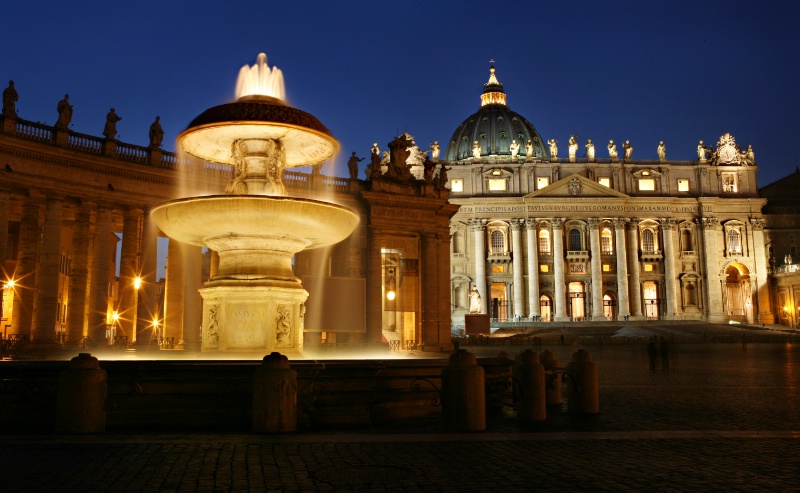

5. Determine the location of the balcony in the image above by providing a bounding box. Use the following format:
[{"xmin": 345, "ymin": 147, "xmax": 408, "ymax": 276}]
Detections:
[{"xmin": 566, "ymin": 250, "xmax": 589, "ymax": 261}]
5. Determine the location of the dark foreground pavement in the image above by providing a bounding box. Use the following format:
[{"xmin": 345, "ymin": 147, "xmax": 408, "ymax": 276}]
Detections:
[{"xmin": 1, "ymin": 341, "xmax": 799, "ymax": 491}]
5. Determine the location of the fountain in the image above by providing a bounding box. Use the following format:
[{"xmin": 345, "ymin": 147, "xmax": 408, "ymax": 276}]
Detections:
[{"xmin": 151, "ymin": 53, "xmax": 359, "ymax": 354}]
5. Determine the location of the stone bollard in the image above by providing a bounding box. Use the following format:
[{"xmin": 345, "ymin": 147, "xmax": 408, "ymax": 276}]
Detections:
[
  {"xmin": 539, "ymin": 350, "xmax": 563, "ymax": 406},
  {"xmin": 441, "ymin": 349, "xmax": 485, "ymax": 431},
  {"xmin": 514, "ymin": 350, "xmax": 546, "ymax": 426},
  {"xmin": 56, "ymin": 353, "xmax": 107, "ymax": 433},
  {"xmin": 252, "ymin": 352, "xmax": 297, "ymax": 433},
  {"xmin": 566, "ymin": 349, "xmax": 599, "ymax": 415}
]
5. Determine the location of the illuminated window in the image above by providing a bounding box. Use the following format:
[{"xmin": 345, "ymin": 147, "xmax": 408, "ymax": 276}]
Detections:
[
  {"xmin": 450, "ymin": 179, "xmax": 463, "ymax": 192},
  {"xmin": 540, "ymin": 264, "xmax": 550, "ymax": 273},
  {"xmin": 490, "ymin": 230, "xmax": 505, "ymax": 253},
  {"xmin": 727, "ymin": 229, "xmax": 742, "ymax": 254},
  {"xmin": 642, "ymin": 229, "xmax": 656, "ymax": 253},
  {"xmin": 488, "ymin": 178, "xmax": 506, "ymax": 191},
  {"xmin": 638, "ymin": 178, "xmax": 655, "ymax": 191},
  {"xmin": 644, "ymin": 263, "xmax": 654, "ymax": 272},
  {"xmin": 601, "ymin": 228, "xmax": 613, "ymax": 254},
  {"xmin": 538, "ymin": 229, "xmax": 551, "ymax": 254},
  {"xmin": 677, "ymin": 179, "xmax": 689, "ymax": 192},
  {"xmin": 603, "ymin": 264, "xmax": 612, "ymax": 272},
  {"xmin": 491, "ymin": 265, "xmax": 505, "ymax": 273},
  {"xmin": 598, "ymin": 177, "xmax": 611, "ymax": 187},
  {"xmin": 537, "ymin": 177, "xmax": 549, "ymax": 189},
  {"xmin": 721, "ymin": 173, "xmax": 737, "ymax": 192}
]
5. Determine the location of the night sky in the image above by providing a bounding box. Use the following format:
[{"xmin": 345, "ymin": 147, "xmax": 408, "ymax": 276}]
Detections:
[{"xmin": 3, "ymin": 1, "xmax": 799, "ymax": 188}]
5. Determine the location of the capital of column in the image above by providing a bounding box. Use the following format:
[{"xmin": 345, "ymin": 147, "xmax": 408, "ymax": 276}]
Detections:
[
  {"xmin": 123, "ymin": 207, "xmax": 144, "ymax": 220},
  {"xmin": 750, "ymin": 218, "xmax": 766, "ymax": 231},
  {"xmin": 612, "ymin": 217, "xmax": 628, "ymax": 229},
  {"xmin": 468, "ymin": 218, "xmax": 486, "ymax": 231},
  {"xmin": 525, "ymin": 218, "xmax": 538, "ymax": 228},
  {"xmin": 510, "ymin": 218, "xmax": 524, "ymax": 231},
  {"xmin": 698, "ymin": 216, "xmax": 719, "ymax": 230},
  {"xmin": 626, "ymin": 218, "xmax": 640, "ymax": 230},
  {"xmin": 550, "ymin": 218, "xmax": 565, "ymax": 230},
  {"xmin": 587, "ymin": 218, "xmax": 601, "ymax": 230},
  {"xmin": 659, "ymin": 217, "xmax": 678, "ymax": 230}
]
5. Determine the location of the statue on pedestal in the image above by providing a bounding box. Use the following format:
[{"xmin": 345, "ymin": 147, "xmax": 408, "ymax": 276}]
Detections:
[
  {"xmin": 623, "ymin": 140, "xmax": 633, "ymax": 162},
  {"xmin": 368, "ymin": 143, "xmax": 383, "ymax": 180},
  {"xmin": 55, "ymin": 94, "xmax": 73, "ymax": 130},
  {"xmin": 2, "ymin": 80, "xmax": 18, "ymax": 118},
  {"xmin": 697, "ymin": 140, "xmax": 709, "ymax": 162},
  {"xmin": 430, "ymin": 140, "xmax": 440, "ymax": 162},
  {"xmin": 468, "ymin": 287, "xmax": 481, "ymax": 314},
  {"xmin": 526, "ymin": 139, "xmax": 534, "ymax": 159},
  {"xmin": 568, "ymin": 136, "xmax": 578, "ymax": 161},
  {"xmin": 472, "ymin": 140, "xmax": 482, "ymax": 159},
  {"xmin": 149, "ymin": 116, "xmax": 164, "ymax": 148},
  {"xmin": 608, "ymin": 140, "xmax": 618, "ymax": 161},
  {"xmin": 103, "ymin": 108, "xmax": 122, "ymax": 140},
  {"xmin": 586, "ymin": 139, "xmax": 595, "ymax": 162},
  {"xmin": 347, "ymin": 151, "xmax": 364, "ymax": 180},
  {"xmin": 548, "ymin": 138, "xmax": 558, "ymax": 159},
  {"xmin": 510, "ymin": 139, "xmax": 520, "ymax": 159},
  {"xmin": 657, "ymin": 141, "xmax": 666, "ymax": 162}
]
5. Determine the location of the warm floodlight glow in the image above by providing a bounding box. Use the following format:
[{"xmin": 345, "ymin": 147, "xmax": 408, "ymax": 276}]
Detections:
[
  {"xmin": 112, "ymin": 311, "xmax": 120, "ymax": 321},
  {"xmin": 3, "ymin": 279, "xmax": 13, "ymax": 289},
  {"xmin": 235, "ymin": 52, "xmax": 286, "ymax": 101},
  {"xmin": 386, "ymin": 290, "xmax": 396, "ymax": 301},
  {"xmin": 134, "ymin": 277, "xmax": 142, "ymax": 289}
]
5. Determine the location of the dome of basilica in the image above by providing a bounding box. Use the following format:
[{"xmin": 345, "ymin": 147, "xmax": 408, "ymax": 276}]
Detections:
[{"xmin": 444, "ymin": 66, "xmax": 547, "ymax": 162}]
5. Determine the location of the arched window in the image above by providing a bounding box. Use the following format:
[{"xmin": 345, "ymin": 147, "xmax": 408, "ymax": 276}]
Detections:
[
  {"xmin": 727, "ymin": 229, "xmax": 741, "ymax": 254},
  {"xmin": 490, "ymin": 230, "xmax": 505, "ymax": 254},
  {"xmin": 568, "ymin": 228, "xmax": 582, "ymax": 251},
  {"xmin": 601, "ymin": 228, "xmax": 613, "ymax": 254},
  {"xmin": 538, "ymin": 229, "xmax": 550, "ymax": 254},
  {"xmin": 642, "ymin": 229, "xmax": 655, "ymax": 253}
]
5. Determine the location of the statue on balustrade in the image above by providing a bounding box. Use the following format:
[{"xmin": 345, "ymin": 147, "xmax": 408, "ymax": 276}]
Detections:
[
  {"xmin": 367, "ymin": 143, "xmax": 382, "ymax": 180},
  {"xmin": 623, "ymin": 140, "xmax": 633, "ymax": 162},
  {"xmin": 472, "ymin": 140, "xmax": 482, "ymax": 159},
  {"xmin": 55, "ymin": 94, "xmax": 73, "ymax": 130},
  {"xmin": 2, "ymin": 80, "xmax": 18, "ymax": 118},
  {"xmin": 607, "ymin": 140, "xmax": 618, "ymax": 161},
  {"xmin": 148, "ymin": 116, "xmax": 164, "ymax": 148},
  {"xmin": 548, "ymin": 138, "xmax": 558, "ymax": 159},
  {"xmin": 743, "ymin": 144, "xmax": 755, "ymax": 166},
  {"xmin": 509, "ymin": 139, "xmax": 520, "ymax": 159},
  {"xmin": 697, "ymin": 140, "xmax": 709, "ymax": 162},
  {"xmin": 347, "ymin": 151, "xmax": 364, "ymax": 180},
  {"xmin": 568, "ymin": 136, "xmax": 578, "ymax": 161},
  {"xmin": 103, "ymin": 108, "xmax": 122, "ymax": 140},
  {"xmin": 586, "ymin": 139, "xmax": 595, "ymax": 162},
  {"xmin": 423, "ymin": 155, "xmax": 436, "ymax": 183},
  {"xmin": 657, "ymin": 141, "xmax": 666, "ymax": 162},
  {"xmin": 525, "ymin": 139, "xmax": 534, "ymax": 159},
  {"xmin": 436, "ymin": 166, "xmax": 451, "ymax": 190},
  {"xmin": 430, "ymin": 140, "xmax": 440, "ymax": 162}
]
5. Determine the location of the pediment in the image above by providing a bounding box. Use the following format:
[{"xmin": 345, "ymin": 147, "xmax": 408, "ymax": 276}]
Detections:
[{"xmin": 524, "ymin": 174, "xmax": 629, "ymax": 199}]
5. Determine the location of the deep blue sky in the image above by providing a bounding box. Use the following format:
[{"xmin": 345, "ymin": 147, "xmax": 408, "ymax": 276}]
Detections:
[{"xmin": 3, "ymin": 1, "xmax": 799, "ymax": 188}]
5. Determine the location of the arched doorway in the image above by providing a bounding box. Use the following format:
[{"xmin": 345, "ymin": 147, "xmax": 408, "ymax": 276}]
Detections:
[
  {"xmin": 643, "ymin": 281, "xmax": 659, "ymax": 320},
  {"xmin": 568, "ymin": 282, "xmax": 586, "ymax": 321},
  {"xmin": 539, "ymin": 295, "xmax": 552, "ymax": 322},
  {"xmin": 603, "ymin": 293, "xmax": 616, "ymax": 320},
  {"xmin": 724, "ymin": 263, "xmax": 753, "ymax": 323},
  {"xmin": 490, "ymin": 282, "xmax": 508, "ymax": 320}
]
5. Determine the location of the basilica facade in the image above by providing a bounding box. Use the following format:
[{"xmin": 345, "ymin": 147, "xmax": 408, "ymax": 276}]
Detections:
[{"xmin": 443, "ymin": 68, "xmax": 773, "ymax": 327}]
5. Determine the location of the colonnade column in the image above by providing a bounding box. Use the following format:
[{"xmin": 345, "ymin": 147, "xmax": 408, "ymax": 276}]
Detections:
[
  {"xmin": 11, "ymin": 194, "xmax": 42, "ymax": 337},
  {"xmin": 613, "ymin": 218, "xmax": 630, "ymax": 319},
  {"xmin": 626, "ymin": 219, "xmax": 642, "ymax": 318},
  {"xmin": 88, "ymin": 205, "xmax": 114, "ymax": 344},
  {"xmin": 469, "ymin": 219, "xmax": 487, "ymax": 314},
  {"xmin": 32, "ymin": 195, "xmax": 64, "ymax": 345},
  {"xmin": 510, "ymin": 219, "xmax": 525, "ymax": 318},
  {"xmin": 700, "ymin": 217, "xmax": 724, "ymax": 321},
  {"xmin": 66, "ymin": 204, "xmax": 92, "ymax": 342},
  {"xmin": 587, "ymin": 218, "xmax": 604, "ymax": 320},
  {"xmin": 660, "ymin": 218, "xmax": 679, "ymax": 318},
  {"xmin": 525, "ymin": 218, "xmax": 540, "ymax": 318},
  {"xmin": 750, "ymin": 218, "xmax": 774, "ymax": 324},
  {"xmin": 421, "ymin": 232, "xmax": 440, "ymax": 346},
  {"xmin": 365, "ymin": 230, "xmax": 384, "ymax": 343},
  {"xmin": 551, "ymin": 218, "xmax": 568, "ymax": 321},
  {"xmin": 0, "ymin": 190, "xmax": 8, "ymax": 277},
  {"xmin": 117, "ymin": 208, "xmax": 143, "ymax": 341},
  {"xmin": 164, "ymin": 238, "xmax": 185, "ymax": 346},
  {"xmin": 182, "ymin": 244, "xmax": 203, "ymax": 351},
  {"xmin": 135, "ymin": 210, "xmax": 158, "ymax": 347}
]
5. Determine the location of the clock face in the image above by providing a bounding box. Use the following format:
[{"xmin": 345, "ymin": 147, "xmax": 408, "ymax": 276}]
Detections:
[{"xmin": 719, "ymin": 145, "xmax": 737, "ymax": 163}]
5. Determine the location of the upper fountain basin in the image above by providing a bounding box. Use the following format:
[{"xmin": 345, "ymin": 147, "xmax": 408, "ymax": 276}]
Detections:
[
  {"xmin": 151, "ymin": 195, "xmax": 359, "ymax": 250},
  {"xmin": 179, "ymin": 96, "xmax": 338, "ymax": 167}
]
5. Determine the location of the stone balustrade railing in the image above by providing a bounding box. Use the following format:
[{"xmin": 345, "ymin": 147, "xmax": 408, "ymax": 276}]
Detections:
[
  {"xmin": 14, "ymin": 119, "xmax": 52, "ymax": 143},
  {"xmin": 68, "ymin": 131, "xmax": 104, "ymax": 154}
]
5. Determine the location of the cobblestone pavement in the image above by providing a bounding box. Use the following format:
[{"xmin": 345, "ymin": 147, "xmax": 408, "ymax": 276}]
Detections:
[{"xmin": 1, "ymin": 342, "xmax": 799, "ymax": 491}]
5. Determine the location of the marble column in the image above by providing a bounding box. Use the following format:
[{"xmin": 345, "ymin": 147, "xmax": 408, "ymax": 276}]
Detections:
[
  {"xmin": 626, "ymin": 219, "xmax": 642, "ymax": 317},
  {"xmin": 365, "ymin": 230, "xmax": 384, "ymax": 343},
  {"xmin": 587, "ymin": 218, "xmax": 604, "ymax": 320},
  {"xmin": 164, "ymin": 238, "xmax": 186, "ymax": 346},
  {"xmin": 551, "ymin": 218, "xmax": 568, "ymax": 321},
  {"xmin": 469, "ymin": 219, "xmax": 487, "ymax": 314},
  {"xmin": 117, "ymin": 208, "xmax": 143, "ymax": 340},
  {"xmin": 32, "ymin": 195, "xmax": 64, "ymax": 345},
  {"xmin": 87, "ymin": 205, "xmax": 114, "ymax": 344},
  {"xmin": 421, "ymin": 232, "xmax": 440, "ymax": 346},
  {"xmin": 510, "ymin": 219, "xmax": 525, "ymax": 318},
  {"xmin": 525, "ymin": 219, "xmax": 540, "ymax": 318},
  {"xmin": 66, "ymin": 204, "xmax": 92, "ymax": 342},
  {"xmin": 183, "ymin": 244, "xmax": 203, "ymax": 351},
  {"xmin": 613, "ymin": 218, "xmax": 630, "ymax": 319},
  {"xmin": 661, "ymin": 218, "xmax": 679, "ymax": 318},
  {"xmin": 11, "ymin": 194, "xmax": 42, "ymax": 337},
  {"xmin": 135, "ymin": 210, "xmax": 158, "ymax": 347},
  {"xmin": 700, "ymin": 217, "xmax": 724, "ymax": 321},
  {"xmin": 750, "ymin": 218, "xmax": 774, "ymax": 324}
]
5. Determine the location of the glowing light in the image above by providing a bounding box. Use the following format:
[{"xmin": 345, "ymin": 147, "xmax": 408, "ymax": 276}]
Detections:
[
  {"xmin": 134, "ymin": 277, "xmax": 142, "ymax": 289},
  {"xmin": 3, "ymin": 279, "xmax": 14, "ymax": 289},
  {"xmin": 235, "ymin": 53, "xmax": 285, "ymax": 101},
  {"xmin": 152, "ymin": 319, "xmax": 159, "ymax": 328},
  {"xmin": 386, "ymin": 290, "xmax": 396, "ymax": 301},
  {"xmin": 112, "ymin": 311, "xmax": 120, "ymax": 321}
]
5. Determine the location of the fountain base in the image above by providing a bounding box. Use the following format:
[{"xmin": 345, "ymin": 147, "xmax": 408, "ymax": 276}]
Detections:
[{"xmin": 200, "ymin": 285, "xmax": 307, "ymax": 353}]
